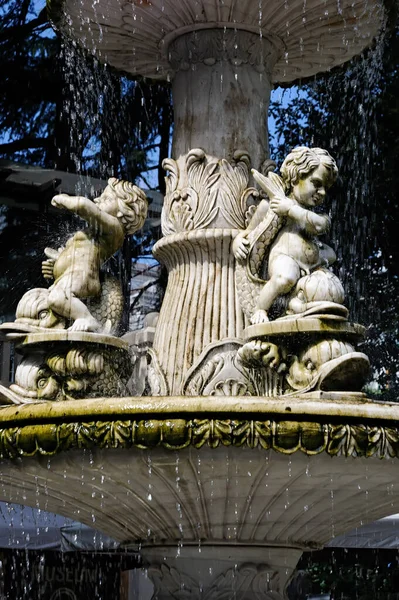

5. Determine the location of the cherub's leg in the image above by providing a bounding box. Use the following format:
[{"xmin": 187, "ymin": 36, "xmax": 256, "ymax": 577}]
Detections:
[
  {"xmin": 48, "ymin": 277, "xmax": 101, "ymax": 332},
  {"xmin": 251, "ymin": 255, "xmax": 300, "ymax": 324}
]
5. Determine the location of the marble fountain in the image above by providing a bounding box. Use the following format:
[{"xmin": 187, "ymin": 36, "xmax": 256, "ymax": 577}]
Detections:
[{"xmin": 0, "ymin": 0, "xmax": 398, "ymax": 598}]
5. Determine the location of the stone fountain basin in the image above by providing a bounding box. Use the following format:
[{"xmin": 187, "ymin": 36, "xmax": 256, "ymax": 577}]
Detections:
[
  {"xmin": 49, "ymin": 0, "xmax": 384, "ymax": 83},
  {"xmin": 0, "ymin": 395, "xmax": 398, "ymax": 549}
]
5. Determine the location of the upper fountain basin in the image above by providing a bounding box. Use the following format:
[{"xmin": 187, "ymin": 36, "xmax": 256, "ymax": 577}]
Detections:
[{"xmin": 48, "ymin": 0, "xmax": 384, "ymax": 83}]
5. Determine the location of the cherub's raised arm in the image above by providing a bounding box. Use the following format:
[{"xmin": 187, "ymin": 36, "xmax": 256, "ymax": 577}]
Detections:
[
  {"xmin": 287, "ymin": 205, "xmax": 331, "ymax": 236},
  {"xmin": 51, "ymin": 194, "xmax": 118, "ymax": 233}
]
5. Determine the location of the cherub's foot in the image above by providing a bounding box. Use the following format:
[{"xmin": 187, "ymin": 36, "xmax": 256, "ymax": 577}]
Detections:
[
  {"xmin": 250, "ymin": 309, "xmax": 269, "ymax": 325},
  {"xmin": 68, "ymin": 317, "xmax": 101, "ymax": 333}
]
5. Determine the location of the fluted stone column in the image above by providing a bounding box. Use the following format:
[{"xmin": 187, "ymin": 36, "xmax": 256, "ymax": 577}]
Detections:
[
  {"xmin": 149, "ymin": 30, "xmax": 281, "ymax": 395},
  {"xmin": 169, "ymin": 30, "xmax": 282, "ymax": 167}
]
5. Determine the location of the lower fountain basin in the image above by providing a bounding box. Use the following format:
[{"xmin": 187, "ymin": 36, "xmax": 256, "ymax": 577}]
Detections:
[{"xmin": 0, "ymin": 395, "xmax": 398, "ymax": 598}]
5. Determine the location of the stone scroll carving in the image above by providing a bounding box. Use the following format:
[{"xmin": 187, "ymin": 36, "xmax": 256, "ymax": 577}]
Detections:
[
  {"xmin": 148, "ymin": 562, "xmax": 281, "ymax": 600},
  {"xmin": 0, "ymin": 178, "xmax": 147, "ymax": 405},
  {"xmin": 168, "ymin": 29, "xmax": 283, "ymax": 75},
  {"xmin": 180, "ymin": 340, "xmax": 281, "ymax": 398},
  {"xmin": 234, "ymin": 147, "xmax": 370, "ymax": 395}
]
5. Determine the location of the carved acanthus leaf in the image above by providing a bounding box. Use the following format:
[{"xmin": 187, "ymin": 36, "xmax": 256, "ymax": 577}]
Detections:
[
  {"xmin": 231, "ymin": 420, "xmax": 274, "ymax": 449},
  {"xmin": 95, "ymin": 421, "xmax": 132, "ymax": 448},
  {"xmin": 163, "ymin": 157, "xmax": 179, "ymax": 194},
  {"xmin": 162, "ymin": 158, "xmax": 180, "ymax": 235},
  {"xmin": 192, "ymin": 419, "xmax": 232, "ymax": 449},
  {"xmin": 0, "ymin": 420, "xmax": 398, "ymax": 458},
  {"xmin": 187, "ymin": 150, "xmax": 219, "ymax": 229},
  {"xmin": 146, "ymin": 349, "xmax": 169, "ymax": 396},
  {"xmin": 0, "ymin": 428, "xmax": 19, "ymax": 458},
  {"xmin": 162, "ymin": 148, "xmax": 263, "ymax": 233},
  {"xmin": 368, "ymin": 426, "xmax": 399, "ymax": 458},
  {"xmin": 219, "ymin": 152, "xmax": 252, "ymax": 229},
  {"xmin": 162, "ymin": 150, "xmax": 220, "ymax": 234}
]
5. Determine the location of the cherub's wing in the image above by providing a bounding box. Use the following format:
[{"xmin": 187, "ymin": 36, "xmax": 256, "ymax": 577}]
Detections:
[
  {"xmin": 251, "ymin": 169, "xmax": 285, "ymax": 199},
  {"xmin": 246, "ymin": 169, "xmax": 286, "ymax": 282}
]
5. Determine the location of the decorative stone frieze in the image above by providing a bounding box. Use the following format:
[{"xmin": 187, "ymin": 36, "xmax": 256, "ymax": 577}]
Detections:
[
  {"xmin": 168, "ymin": 30, "xmax": 282, "ymax": 74},
  {"xmin": 0, "ymin": 397, "xmax": 398, "ymax": 458}
]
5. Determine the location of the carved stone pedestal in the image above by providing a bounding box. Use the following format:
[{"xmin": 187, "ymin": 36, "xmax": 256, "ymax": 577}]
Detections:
[
  {"xmin": 0, "ymin": 331, "xmax": 132, "ymax": 404},
  {"xmin": 141, "ymin": 545, "xmax": 302, "ymax": 600},
  {"xmin": 240, "ymin": 318, "xmax": 370, "ymax": 396}
]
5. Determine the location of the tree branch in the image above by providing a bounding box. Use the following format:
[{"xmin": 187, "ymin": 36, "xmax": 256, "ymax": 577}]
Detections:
[
  {"xmin": 0, "ymin": 8, "xmax": 49, "ymax": 44},
  {"xmin": 0, "ymin": 136, "xmax": 53, "ymax": 153},
  {"xmin": 130, "ymin": 279, "xmax": 160, "ymax": 311}
]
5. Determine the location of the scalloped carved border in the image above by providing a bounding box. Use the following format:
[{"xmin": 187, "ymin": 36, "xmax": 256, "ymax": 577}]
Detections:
[{"xmin": 1, "ymin": 419, "xmax": 398, "ymax": 459}]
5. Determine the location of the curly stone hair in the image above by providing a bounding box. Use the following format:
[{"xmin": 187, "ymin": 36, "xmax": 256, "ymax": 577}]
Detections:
[
  {"xmin": 105, "ymin": 177, "xmax": 148, "ymax": 234},
  {"xmin": 281, "ymin": 147, "xmax": 338, "ymax": 193}
]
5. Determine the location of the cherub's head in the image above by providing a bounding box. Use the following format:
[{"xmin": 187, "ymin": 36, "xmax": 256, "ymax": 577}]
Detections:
[
  {"xmin": 281, "ymin": 147, "xmax": 338, "ymax": 207},
  {"xmin": 95, "ymin": 178, "xmax": 148, "ymax": 234}
]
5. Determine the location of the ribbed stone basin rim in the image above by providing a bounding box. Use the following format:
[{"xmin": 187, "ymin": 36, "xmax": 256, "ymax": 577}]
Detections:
[
  {"xmin": 0, "ymin": 395, "xmax": 398, "ymax": 458},
  {"xmin": 46, "ymin": 0, "xmax": 385, "ymax": 84}
]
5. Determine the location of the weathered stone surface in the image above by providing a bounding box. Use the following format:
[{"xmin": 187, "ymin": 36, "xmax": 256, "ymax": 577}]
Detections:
[
  {"xmin": 0, "ymin": 428, "xmax": 398, "ymax": 549},
  {"xmin": 0, "ymin": 179, "xmax": 147, "ymax": 336},
  {"xmin": 0, "ymin": 333, "xmax": 132, "ymax": 404},
  {"xmin": 0, "ymin": 395, "xmax": 399, "ymax": 456},
  {"xmin": 0, "ymin": 395, "xmax": 397, "ymax": 598},
  {"xmin": 49, "ymin": 0, "xmax": 384, "ymax": 85}
]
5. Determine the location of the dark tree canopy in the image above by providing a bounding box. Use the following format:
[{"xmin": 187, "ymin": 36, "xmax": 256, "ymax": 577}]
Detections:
[{"xmin": 0, "ymin": 0, "xmax": 172, "ymax": 187}]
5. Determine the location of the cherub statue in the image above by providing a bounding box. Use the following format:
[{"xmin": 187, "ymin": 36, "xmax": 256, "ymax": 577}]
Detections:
[
  {"xmin": 36, "ymin": 178, "xmax": 147, "ymax": 333},
  {"xmin": 233, "ymin": 147, "xmax": 339, "ymax": 324}
]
